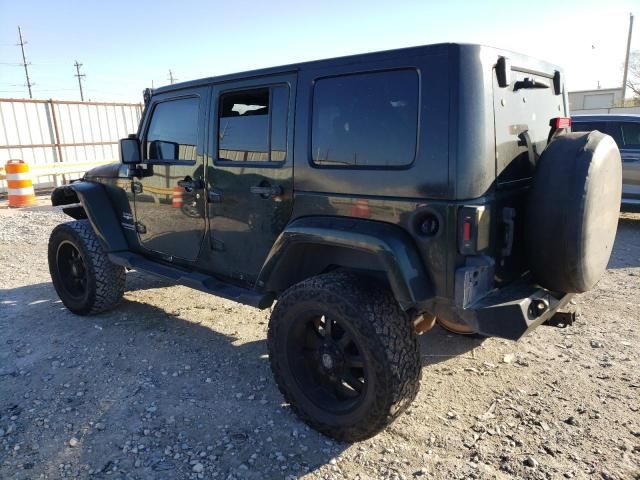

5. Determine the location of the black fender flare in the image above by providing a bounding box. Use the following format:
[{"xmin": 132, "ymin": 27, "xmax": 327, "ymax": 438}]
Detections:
[
  {"xmin": 51, "ymin": 181, "xmax": 128, "ymax": 252},
  {"xmin": 256, "ymin": 216, "xmax": 433, "ymax": 311}
]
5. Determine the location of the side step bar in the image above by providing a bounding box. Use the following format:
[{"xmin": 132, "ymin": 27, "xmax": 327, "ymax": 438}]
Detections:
[{"xmin": 108, "ymin": 252, "xmax": 274, "ymax": 309}]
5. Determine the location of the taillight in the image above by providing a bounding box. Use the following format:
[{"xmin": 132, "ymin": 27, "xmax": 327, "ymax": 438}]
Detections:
[
  {"xmin": 548, "ymin": 117, "xmax": 571, "ymax": 143},
  {"xmin": 458, "ymin": 206, "xmax": 490, "ymax": 255},
  {"xmin": 552, "ymin": 117, "xmax": 571, "ymax": 129},
  {"xmin": 463, "ymin": 221, "xmax": 471, "ymax": 242}
]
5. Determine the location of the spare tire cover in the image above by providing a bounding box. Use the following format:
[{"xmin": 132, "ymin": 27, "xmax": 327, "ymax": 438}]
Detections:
[{"xmin": 525, "ymin": 131, "xmax": 621, "ymax": 293}]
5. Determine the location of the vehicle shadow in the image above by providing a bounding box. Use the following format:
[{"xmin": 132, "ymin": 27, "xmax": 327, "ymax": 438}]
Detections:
[
  {"xmin": 0, "ymin": 280, "xmax": 349, "ymax": 479},
  {"xmin": 608, "ymin": 213, "xmax": 640, "ymax": 269},
  {"xmin": 419, "ymin": 327, "xmax": 484, "ymax": 367}
]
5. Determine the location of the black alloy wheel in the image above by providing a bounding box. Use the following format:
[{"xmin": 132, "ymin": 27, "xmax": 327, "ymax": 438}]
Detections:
[
  {"xmin": 56, "ymin": 240, "xmax": 88, "ymax": 299},
  {"xmin": 288, "ymin": 313, "xmax": 368, "ymax": 414},
  {"xmin": 268, "ymin": 271, "xmax": 421, "ymax": 442}
]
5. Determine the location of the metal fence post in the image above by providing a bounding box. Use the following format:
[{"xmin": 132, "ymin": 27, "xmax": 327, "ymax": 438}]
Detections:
[{"xmin": 48, "ymin": 99, "xmax": 64, "ymax": 186}]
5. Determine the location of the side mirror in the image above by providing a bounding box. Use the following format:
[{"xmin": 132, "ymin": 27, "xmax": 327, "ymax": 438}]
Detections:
[{"xmin": 120, "ymin": 137, "xmax": 141, "ymax": 165}]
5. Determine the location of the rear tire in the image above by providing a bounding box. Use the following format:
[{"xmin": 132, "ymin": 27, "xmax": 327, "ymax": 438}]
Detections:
[
  {"xmin": 267, "ymin": 271, "xmax": 421, "ymax": 442},
  {"xmin": 48, "ymin": 220, "xmax": 125, "ymax": 315}
]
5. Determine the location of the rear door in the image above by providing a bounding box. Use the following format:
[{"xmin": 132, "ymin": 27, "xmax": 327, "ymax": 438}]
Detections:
[
  {"xmin": 133, "ymin": 86, "xmax": 209, "ymax": 262},
  {"xmin": 606, "ymin": 121, "xmax": 640, "ymax": 202},
  {"xmin": 206, "ymin": 74, "xmax": 296, "ymax": 285}
]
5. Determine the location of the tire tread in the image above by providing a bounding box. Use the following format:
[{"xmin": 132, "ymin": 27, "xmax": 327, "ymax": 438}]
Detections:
[
  {"xmin": 49, "ymin": 220, "xmax": 125, "ymax": 315},
  {"xmin": 268, "ymin": 271, "xmax": 421, "ymax": 442}
]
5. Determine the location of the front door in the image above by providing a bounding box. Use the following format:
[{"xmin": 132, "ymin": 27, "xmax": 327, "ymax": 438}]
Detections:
[
  {"xmin": 133, "ymin": 87, "xmax": 209, "ymax": 262},
  {"xmin": 207, "ymin": 74, "xmax": 296, "ymax": 285}
]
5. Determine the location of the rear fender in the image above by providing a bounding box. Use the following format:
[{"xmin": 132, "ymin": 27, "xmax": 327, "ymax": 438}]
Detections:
[
  {"xmin": 257, "ymin": 216, "xmax": 433, "ymax": 311},
  {"xmin": 51, "ymin": 181, "xmax": 127, "ymax": 252}
]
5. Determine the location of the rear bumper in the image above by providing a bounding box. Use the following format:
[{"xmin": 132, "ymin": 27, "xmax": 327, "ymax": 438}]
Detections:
[{"xmin": 459, "ymin": 277, "xmax": 574, "ymax": 340}]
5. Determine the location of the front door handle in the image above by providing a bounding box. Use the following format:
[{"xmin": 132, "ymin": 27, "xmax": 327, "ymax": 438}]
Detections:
[{"xmin": 250, "ymin": 184, "xmax": 283, "ymax": 198}]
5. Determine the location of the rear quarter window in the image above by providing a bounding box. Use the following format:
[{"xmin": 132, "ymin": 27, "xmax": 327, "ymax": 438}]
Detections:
[
  {"xmin": 620, "ymin": 122, "xmax": 640, "ymax": 148},
  {"xmin": 311, "ymin": 69, "xmax": 419, "ymax": 169}
]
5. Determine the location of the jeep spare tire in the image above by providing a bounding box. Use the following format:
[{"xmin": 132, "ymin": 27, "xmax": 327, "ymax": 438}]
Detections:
[{"xmin": 526, "ymin": 131, "xmax": 621, "ymax": 293}]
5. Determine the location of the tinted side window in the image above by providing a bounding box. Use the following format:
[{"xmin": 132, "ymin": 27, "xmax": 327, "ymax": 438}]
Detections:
[
  {"xmin": 604, "ymin": 123, "xmax": 623, "ymax": 147},
  {"xmin": 620, "ymin": 122, "xmax": 640, "ymax": 148},
  {"xmin": 312, "ymin": 70, "xmax": 419, "ymax": 168},
  {"xmin": 146, "ymin": 97, "xmax": 199, "ymax": 161},
  {"xmin": 571, "ymin": 121, "xmax": 608, "ymax": 134},
  {"xmin": 218, "ymin": 86, "xmax": 289, "ymax": 162}
]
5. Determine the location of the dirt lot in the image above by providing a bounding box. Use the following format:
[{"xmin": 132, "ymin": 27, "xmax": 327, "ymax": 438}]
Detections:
[{"xmin": 0, "ymin": 198, "xmax": 639, "ymax": 480}]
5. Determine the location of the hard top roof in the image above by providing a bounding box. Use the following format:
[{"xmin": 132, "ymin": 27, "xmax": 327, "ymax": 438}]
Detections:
[{"xmin": 152, "ymin": 42, "xmax": 561, "ymax": 95}]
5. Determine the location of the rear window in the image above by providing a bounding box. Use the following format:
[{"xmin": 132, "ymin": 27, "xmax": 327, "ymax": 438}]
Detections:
[
  {"xmin": 311, "ymin": 70, "xmax": 419, "ymax": 168},
  {"xmin": 218, "ymin": 86, "xmax": 289, "ymax": 163}
]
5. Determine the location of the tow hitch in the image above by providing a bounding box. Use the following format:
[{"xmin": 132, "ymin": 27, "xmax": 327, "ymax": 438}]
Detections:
[{"xmin": 544, "ymin": 309, "xmax": 577, "ymax": 329}]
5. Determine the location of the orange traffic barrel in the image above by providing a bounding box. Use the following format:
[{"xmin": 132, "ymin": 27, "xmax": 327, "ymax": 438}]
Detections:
[
  {"xmin": 5, "ymin": 160, "xmax": 36, "ymax": 207},
  {"xmin": 172, "ymin": 185, "xmax": 183, "ymax": 208},
  {"xmin": 350, "ymin": 198, "xmax": 370, "ymax": 218}
]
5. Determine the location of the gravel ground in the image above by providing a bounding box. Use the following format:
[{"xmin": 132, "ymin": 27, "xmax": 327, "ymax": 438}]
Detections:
[{"xmin": 0, "ymin": 198, "xmax": 639, "ymax": 480}]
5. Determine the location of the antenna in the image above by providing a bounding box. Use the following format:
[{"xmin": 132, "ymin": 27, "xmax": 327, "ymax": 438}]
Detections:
[
  {"xmin": 168, "ymin": 69, "xmax": 177, "ymax": 85},
  {"xmin": 74, "ymin": 60, "xmax": 86, "ymax": 101},
  {"xmin": 17, "ymin": 26, "xmax": 33, "ymax": 99}
]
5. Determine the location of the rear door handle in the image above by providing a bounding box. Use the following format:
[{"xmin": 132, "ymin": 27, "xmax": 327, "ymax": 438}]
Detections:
[{"xmin": 250, "ymin": 184, "xmax": 282, "ymax": 198}]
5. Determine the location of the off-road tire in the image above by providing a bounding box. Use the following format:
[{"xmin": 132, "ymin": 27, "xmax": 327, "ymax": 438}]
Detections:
[
  {"xmin": 48, "ymin": 220, "xmax": 125, "ymax": 315},
  {"xmin": 267, "ymin": 271, "xmax": 421, "ymax": 442}
]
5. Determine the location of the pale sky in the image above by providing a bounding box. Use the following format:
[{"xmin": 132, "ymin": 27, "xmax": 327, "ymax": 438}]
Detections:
[{"xmin": 0, "ymin": 0, "xmax": 638, "ymax": 103}]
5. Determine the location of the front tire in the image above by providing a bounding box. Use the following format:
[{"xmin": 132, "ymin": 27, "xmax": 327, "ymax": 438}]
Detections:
[
  {"xmin": 267, "ymin": 271, "xmax": 421, "ymax": 442},
  {"xmin": 48, "ymin": 220, "xmax": 125, "ymax": 315}
]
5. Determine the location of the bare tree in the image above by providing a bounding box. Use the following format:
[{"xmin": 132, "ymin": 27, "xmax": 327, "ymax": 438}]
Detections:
[{"xmin": 626, "ymin": 50, "xmax": 640, "ymax": 103}]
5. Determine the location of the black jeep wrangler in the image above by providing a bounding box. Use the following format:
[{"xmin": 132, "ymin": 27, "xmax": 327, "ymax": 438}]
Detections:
[{"xmin": 48, "ymin": 43, "xmax": 622, "ymax": 442}]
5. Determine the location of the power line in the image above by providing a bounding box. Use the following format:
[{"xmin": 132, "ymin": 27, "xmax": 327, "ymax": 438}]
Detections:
[
  {"xmin": 17, "ymin": 26, "xmax": 34, "ymax": 99},
  {"xmin": 74, "ymin": 60, "xmax": 86, "ymax": 101}
]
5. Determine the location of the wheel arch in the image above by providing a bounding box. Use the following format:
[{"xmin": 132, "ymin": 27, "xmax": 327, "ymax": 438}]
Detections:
[
  {"xmin": 257, "ymin": 216, "xmax": 433, "ymax": 311},
  {"xmin": 51, "ymin": 182, "xmax": 127, "ymax": 252}
]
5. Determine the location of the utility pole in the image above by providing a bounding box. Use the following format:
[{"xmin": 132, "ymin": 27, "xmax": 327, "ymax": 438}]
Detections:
[
  {"xmin": 74, "ymin": 60, "xmax": 86, "ymax": 101},
  {"xmin": 17, "ymin": 26, "xmax": 33, "ymax": 99},
  {"xmin": 621, "ymin": 13, "xmax": 634, "ymax": 105},
  {"xmin": 168, "ymin": 69, "xmax": 177, "ymax": 85}
]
